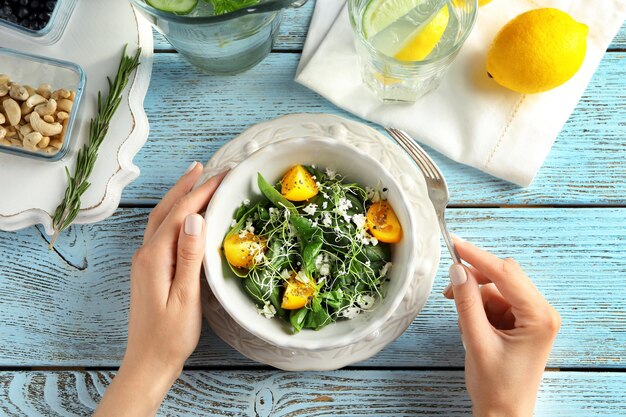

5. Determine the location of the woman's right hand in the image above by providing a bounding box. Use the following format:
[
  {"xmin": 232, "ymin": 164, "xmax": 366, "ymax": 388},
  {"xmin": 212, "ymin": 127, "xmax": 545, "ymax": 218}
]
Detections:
[{"xmin": 444, "ymin": 237, "xmax": 561, "ymax": 417}]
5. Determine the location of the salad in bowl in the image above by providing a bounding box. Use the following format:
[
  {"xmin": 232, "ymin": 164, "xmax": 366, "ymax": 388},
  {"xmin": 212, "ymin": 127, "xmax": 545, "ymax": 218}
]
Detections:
[
  {"xmin": 222, "ymin": 164, "xmax": 402, "ymax": 333},
  {"xmin": 203, "ymin": 136, "xmax": 417, "ymax": 351}
]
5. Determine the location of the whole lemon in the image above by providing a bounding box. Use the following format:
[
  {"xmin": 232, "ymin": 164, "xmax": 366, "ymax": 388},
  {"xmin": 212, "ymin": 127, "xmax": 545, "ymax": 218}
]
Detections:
[{"xmin": 486, "ymin": 8, "xmax": 589, "ymax": 94}]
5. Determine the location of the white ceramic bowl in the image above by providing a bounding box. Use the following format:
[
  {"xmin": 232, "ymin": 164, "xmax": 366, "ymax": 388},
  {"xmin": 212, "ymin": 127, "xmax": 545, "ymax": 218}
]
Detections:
[{"xmin": 203, "ymin": 136, "xmax": 417, "ymax": 351}]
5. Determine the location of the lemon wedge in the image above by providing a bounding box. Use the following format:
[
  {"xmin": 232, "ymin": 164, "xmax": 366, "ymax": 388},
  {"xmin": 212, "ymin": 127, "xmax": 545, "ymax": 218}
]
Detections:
[{"xmin": 394, "ymin": 5, "xmax": 449, "ymax": 61}]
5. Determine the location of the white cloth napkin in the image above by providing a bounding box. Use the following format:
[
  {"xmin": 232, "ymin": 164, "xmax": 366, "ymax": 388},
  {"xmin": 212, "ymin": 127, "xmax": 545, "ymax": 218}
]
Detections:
[{"xmin": 295, "ymin": 0, "xmax": 626, "ymax": 186}]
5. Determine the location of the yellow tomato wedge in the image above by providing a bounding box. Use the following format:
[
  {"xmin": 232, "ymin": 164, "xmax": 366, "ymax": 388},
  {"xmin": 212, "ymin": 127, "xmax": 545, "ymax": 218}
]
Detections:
[
  {"xmin": 223, "ymin": 233, "xmax": 266, "ymax": 269},
  {"xmin": 281, "ymin": 278, "xmax": 316, "ymax": 310},
  {"xmin": 280, "ymin": 165, "xmax": 319, "ymax": 202},
  {"xmin": 366, "ymin": 201, "xmax": 403, "ymax": 243}
]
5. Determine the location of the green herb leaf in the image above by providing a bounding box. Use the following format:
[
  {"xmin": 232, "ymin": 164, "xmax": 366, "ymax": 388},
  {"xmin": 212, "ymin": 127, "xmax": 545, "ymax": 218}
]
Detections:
[
  {"xmin": 49, "ymin": 46, "xmax": 141, "ymax": 248},
  {"xmin": 208, "ymin": 0, "xmax": 260, "ymax": 15}
]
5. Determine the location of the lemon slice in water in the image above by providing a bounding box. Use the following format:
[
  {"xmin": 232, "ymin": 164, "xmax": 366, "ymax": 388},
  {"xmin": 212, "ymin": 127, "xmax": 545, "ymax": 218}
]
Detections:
[
  {"xmin": 362, "ymin": 0, "xmax": 424, "ymax": 38},
  {"xmin": 395, "ymin": 5, "xmax": 449, "ymax": 61}
]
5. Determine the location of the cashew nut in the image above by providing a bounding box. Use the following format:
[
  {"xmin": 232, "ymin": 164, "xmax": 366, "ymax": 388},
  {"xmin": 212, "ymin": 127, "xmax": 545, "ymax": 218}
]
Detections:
[
  {"xmin": 9, "ymin": 84, "xmax": 29, "ymax": 101},
  {"xmin": 0, "ymin": 113, "xmax": 4, "ymax": 124},
  {"xmin": 3, "ymin": 98, "xmax": 21, "ymax": 126},
  {"xmin": 21, "ymin": 94, "xmax": 46, "ymax": 115},
  {"xmin": 0, "ymin": 138, "xmax": 10, "ymax": 147},
  {"xmin": 19, "ymin": 124, "xmax": 33, "ymax": 136},
  {"xmin": 29, "ymin": 111, "xmax": 63, "ymax": 136},
  {"xmin": 51, "ymin": 89, "xmax": 70, "ymax": 100},
  {"xmin": 20, "ymin": 101, "xmax": 33, "ymax": 116},
  {"xmin": 56, "ymin": 111, "xmax": 69, "ymax": 121},
  {"xmin": 36, "ymin": 84, "xmax": 52, "ymax": 99},
  {"xmin": 26, "ymin": 94, "xmax": 47, "ymax": 108},
  {"xmin": 0, "ymin": 126, "xmax": 5, "ymax": 140},
  {"xmin": 0, "ymin": 84, "xmax": 8, "ymax": 97},
  {"xmin": 57, "ymin": 99, "xmax": 73, "ymax": 113},
  {"xmin": 4, "ymin": 125, "xmax": 16, "ymax": 138},
  {"xmin": 38, "ymin": 135, "xmax": 50, "ymax": 149},
  {"xmin": 23, "ymin": 131, "xmax": 43, "ymax": 150},
  {"xmin": 24, "ymin": 85, "xmax": 36, "ymax": 97},
  {"xmin": 35, "ymin": 98, "xmax": 57, "ymax": 116},
  {"xmin": 0, "ymin": 74, "xmax": 9, "ymax": 85},
  {"xmin": 49, "ymin": 138, "xmax": 63, "ymax": 149},
  {"xmin": 43, "ymin": 115, "xmax": 55, "ymax": 123}
]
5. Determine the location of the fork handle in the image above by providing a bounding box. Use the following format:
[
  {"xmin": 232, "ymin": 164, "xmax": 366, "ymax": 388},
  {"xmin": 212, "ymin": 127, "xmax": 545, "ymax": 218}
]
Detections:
[{"xmin": 438, "ymin": 215, "xmax": 461, "ymax": 264}]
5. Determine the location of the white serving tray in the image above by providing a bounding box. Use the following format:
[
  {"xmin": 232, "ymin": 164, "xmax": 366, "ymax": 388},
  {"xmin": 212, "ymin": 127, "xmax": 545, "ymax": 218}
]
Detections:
[{"xmin": 0, "ymin": 0, "xmax": 153, "ymax": 235}]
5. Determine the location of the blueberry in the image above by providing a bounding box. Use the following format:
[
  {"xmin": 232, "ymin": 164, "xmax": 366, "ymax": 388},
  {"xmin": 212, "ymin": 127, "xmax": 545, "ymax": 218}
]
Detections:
[{"xmin": 0, "ymin": 0, "xmax": 57, "ymax": 30}]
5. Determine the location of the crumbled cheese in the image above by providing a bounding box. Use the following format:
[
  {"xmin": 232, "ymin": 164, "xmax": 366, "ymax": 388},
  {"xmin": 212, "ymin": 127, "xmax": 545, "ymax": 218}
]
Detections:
[
  {"xmin": 253, "ymin": 251, "xmax": 265, "ymax": 265},
  {"xmin": 268, "ymin": 207, "xmax": 279, "ymax": 220},
  {"xmin": 335, "ymin": 197, "xmax": 353, "ymax": 222},
  {"xmin": 322, "ymin": 201, "xmax": 328, "ymax": 210},
  {"xmin": 295, "ymin": 270, "xmax": 310, "ymax": 284},
  {"xmin": 357, "ymin": 294, "xmax": 376, "ymax": 310},
  {"xmin": 322, "ymin": 212, "xmax": 332, "ymax": 227},
  {"xmin": 303, "ymin": 203, "xmax": 317, "ymax": 216},
  {"xmin": 366, "ymin": 185, "xmax": 387, "ymax": 203},
  {"xmin": 259, "ymin": 302, "xmax": 276, "ymax": 319},
  {"xmin": 352, "ymin": 213, "xmax": 366, "ymax": 229},
  {"xmin": 315, "ymin": 253, "xmax": 331, "ymax": 277},
  {"xmin": 280, "ymin": 269, "xmax": 291, "ymax": 280},
  {"xmin": 325, "ymin": 168, "xmax": 337, "ymax": 179},
  {"xmin": 245, "ymin": 218, "xmax": 255, "ymax": 234},
  {"xmin": 230, "ymin": 219, "xmax": 237, "ymax": 227},
  {"xmin": 380, "ymin": 262, "xmax": 392, "ymax": 278},
  {"xmin": 341, "ymin": 306, "xmax": 361, "ymax": 319},
  {"xmin": 243, "ymin": 199, "xmax": 251, "ymax": 206}
]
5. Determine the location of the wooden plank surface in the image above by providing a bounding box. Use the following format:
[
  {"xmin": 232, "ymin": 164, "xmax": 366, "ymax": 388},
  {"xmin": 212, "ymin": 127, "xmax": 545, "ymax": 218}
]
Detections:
[
  {"xmin": 1, "ymin": 370, "xmax": 625, "ymax": 416},
  {"xmin": 150, "ymin": 5, "xmax": 626, "ymax": 51},
  {"xmin": 124, "ymin": 51, "xmax": 626, "ymax": 206},
  {"xmin": 1, "ymin": 208, "xmax": 624, "ymax": 368}
]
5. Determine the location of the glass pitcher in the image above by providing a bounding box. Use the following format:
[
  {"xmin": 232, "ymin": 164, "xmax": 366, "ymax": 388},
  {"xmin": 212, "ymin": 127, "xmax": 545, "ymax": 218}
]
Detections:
[{"xmin": 130, "ymin": 0, "xmax": 308, "ymax": 75}]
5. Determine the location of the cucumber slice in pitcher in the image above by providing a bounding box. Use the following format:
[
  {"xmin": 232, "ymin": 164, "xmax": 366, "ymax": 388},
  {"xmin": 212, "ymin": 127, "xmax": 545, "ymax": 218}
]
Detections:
[{"xmin": 146, "ymin": 0, "xmax": 198, "ymax": 14}]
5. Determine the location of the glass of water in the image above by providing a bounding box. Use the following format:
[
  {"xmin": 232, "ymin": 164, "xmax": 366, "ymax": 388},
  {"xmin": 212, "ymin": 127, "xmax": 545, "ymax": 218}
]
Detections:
[
  {"xmin": 131, "ymin": 0, "xmax": 308, "ymax": 75},
  {"xmin": 348, "ymin": 0, "xmax": 477, "ymax": 102}
]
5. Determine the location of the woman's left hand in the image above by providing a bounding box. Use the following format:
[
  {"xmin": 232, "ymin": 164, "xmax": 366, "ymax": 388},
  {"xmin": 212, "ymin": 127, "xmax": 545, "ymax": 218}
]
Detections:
[{"xmin": 95, "ymin": 163, "xmax": 226, "ymax": 417}]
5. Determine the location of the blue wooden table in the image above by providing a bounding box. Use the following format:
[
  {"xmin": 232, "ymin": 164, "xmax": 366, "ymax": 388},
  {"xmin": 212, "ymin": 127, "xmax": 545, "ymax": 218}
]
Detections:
[{"xmin": 0, "ymin": 3, "xmax": 625, "ymax": 415}]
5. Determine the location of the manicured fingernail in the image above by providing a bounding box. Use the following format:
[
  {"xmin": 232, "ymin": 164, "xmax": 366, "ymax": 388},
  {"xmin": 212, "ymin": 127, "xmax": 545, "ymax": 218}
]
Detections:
[
  {"xmin": 449, "ymin": 263, "xmax": 467, "ymax": 286},
  {"xmin": 184, "ymin": 213, "xmax": 203, "ymax": 236},
  {"xmin": 442, "ymin": 283, "xmax": 453, "ymax": 298},
  {"xmin": 451, "ymin": 233, "xmax": 465, "ymax": 243},
  {"xmin": 184, "ymin": 161, "xmax": 198, "ymax": 175}
]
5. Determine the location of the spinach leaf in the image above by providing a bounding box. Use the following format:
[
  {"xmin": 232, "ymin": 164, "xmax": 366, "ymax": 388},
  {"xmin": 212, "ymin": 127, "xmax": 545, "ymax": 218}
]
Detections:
[
  {"xmin": 243, "ymin": 278, "xmax": 267, "ymax": 304},
  {"xmin": 289, "ymin": 308, "xmax": 308, "ymax": 333},
  {"xmin": 303, "ymin": 297, "xmax": 332, "ymax": 330},
  {"xmin": 257, "ymin": 173, "xmax": 297, "ymax": 215},
  {"xmin": 357, "ymin": 243, "xmax": 391, "ymax": 263}
]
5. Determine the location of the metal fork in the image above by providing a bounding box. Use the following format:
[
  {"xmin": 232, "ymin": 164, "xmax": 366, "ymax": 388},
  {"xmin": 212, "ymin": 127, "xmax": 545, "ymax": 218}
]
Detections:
[{"xmin": 385, "ymin": 127, "xmax": 460, "ymax": 264}]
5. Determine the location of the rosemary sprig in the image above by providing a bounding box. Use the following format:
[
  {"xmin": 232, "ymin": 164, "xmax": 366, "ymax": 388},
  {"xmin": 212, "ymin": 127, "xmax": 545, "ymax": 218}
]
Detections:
[{"xmin": 49, "ymin": 46, "xmax": 141, "ymax": 249}]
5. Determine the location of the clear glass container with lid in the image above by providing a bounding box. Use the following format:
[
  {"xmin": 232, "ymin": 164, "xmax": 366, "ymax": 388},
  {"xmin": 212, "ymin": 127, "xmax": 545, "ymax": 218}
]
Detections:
[{"xmin": 0, "ymin": 0, "xmax": 78, "ymax": 45}]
